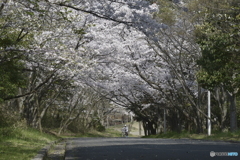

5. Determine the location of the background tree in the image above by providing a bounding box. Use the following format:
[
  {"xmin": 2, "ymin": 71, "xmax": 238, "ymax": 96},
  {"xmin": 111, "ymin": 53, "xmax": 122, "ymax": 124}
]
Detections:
[
  {"xmin": 2, "ymin": 0, "xmax": 238, "ymax": 136},
  {"xmin": 195, "ymin": 0, "xmax": 240, "ymax": 131},
  {"xmin": 0, "ymin": 1, "xmax": 29, "ymax": 102}
]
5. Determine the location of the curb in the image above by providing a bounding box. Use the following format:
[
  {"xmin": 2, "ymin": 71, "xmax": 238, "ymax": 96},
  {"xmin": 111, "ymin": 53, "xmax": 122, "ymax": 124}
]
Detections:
[
  {"xmin": 31, "ymin": 139, "xmax": 64, "ymax": 160},
  {"xmin": 31, "ymin": 145, "xmax": 51, "ymax": 160},
  {"xmin": 178, "ymin": 138, "xmax": 240, "ymax": 144},
  {"xmin": 47, "ymin": 140, "xmax": 66, "ymax": 160}
]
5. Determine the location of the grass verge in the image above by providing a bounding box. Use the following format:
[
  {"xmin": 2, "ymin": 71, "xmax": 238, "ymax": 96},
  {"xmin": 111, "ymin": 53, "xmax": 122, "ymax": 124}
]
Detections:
[
  {"xmin": 60, "ymin": 127, "xmax": 122, "ymax": 138},
  {"xmin": 0, "ymin": 127, "xmax": 59, "ymax": 160},
  {"xmin": 143, "ymin": 130, "xmax": 240, "ymax": 142}
]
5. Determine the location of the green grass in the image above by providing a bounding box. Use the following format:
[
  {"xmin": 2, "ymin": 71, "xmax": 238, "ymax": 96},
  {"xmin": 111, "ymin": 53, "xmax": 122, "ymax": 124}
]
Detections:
[
  {"xmin": 143, "ymin": 130, "xmax": 240, "ymax": 142},
  {"xmin": 0, "ymin": 127, "xmax": 59, "ymax": 160},
  {"xmin": 204, "ymin": 130, "xmax": 240, "ymax": 141},
  {"xmin": 65, "ymin": 128, "xmax": 122, "ymax": 138},
  {"xmin": 58, "ymin": 125, "xmax": 124, "ymax": 138}
]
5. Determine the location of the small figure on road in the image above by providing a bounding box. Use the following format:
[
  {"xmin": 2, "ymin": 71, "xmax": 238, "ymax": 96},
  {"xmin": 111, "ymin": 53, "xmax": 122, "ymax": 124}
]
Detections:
[{"xmin": 122, "ymin": 124, "xmax": 128, "ymax": 137}]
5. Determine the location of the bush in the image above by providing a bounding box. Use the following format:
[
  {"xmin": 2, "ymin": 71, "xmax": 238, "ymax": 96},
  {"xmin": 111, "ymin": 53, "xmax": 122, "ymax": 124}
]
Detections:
[
  {"xmin": 0, "ymin": 127, "xmax": 16, "ymax": 140},
  {"xmin": 67, "ymin": 120, "xmax": 88, "ymax": 133},
  {"xmin": 0, "ymin": 102, "xmax": 22, "ymax": 129},
  {"xmin": 96, "ymin": 124, "xmax": 105, "ymax": 132},
  {"xmin": 42, "ymin": 114, "xmax": 61, "ymax": 128}
]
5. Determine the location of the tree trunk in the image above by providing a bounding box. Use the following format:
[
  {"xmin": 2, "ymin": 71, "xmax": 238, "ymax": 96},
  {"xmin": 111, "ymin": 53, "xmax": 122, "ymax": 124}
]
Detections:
[
  {"xmin": 148, "ymin": 121, "xmax": 157, "ymax": 135},
  {"xmin": 228, "ymin": 93, "xmax": 237, "ymax": 132},
  {"xmin": 220, "ymin": 103, "xmax": 228, "ymax": 131},
  {"xmin": 58, "ymin": 118, "xmax": 70, "ymax": 135},
  {"xmin": 214, "ymin": 87, "xmax": 228, "ymax": 131},
  {"xmin": 142, "ymin": 121, "xmax": 148, "ymax": 136},
  {"xmin": 38, "ymin": 105, "xmax": 50, "ymax": 133},
  {"xmin": 23, "ymin": 94, "xmax": 38, "ymax": 128},
  {"xmin": 193, "ymin": 108, "xmax": 203, "ymax": 133}
]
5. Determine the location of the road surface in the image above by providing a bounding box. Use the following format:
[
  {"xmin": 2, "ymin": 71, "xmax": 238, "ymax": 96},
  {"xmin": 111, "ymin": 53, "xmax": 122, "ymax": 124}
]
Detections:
[{"xmin": 64, "ymin": 138, "xmax": 240, "ymax": 160}]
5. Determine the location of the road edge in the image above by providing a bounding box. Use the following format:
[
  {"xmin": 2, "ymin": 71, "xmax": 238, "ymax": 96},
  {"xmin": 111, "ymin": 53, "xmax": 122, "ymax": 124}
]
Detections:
[{"xmin": 31, "ymin": 138, "xmax": 64, "ymax": 160}]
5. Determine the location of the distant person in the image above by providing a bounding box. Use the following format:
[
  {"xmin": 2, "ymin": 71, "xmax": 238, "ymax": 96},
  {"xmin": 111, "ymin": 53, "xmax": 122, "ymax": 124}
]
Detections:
[{"xmin": 122, "ymin": 124, "xmax": 128, "ymax": 137}]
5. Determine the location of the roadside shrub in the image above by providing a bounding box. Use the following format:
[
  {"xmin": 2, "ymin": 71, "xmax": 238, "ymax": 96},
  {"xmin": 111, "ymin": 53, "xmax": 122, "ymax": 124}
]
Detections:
[
  {"xmin": 0, "ymin": 127, "xmax": 16, "ymax": 139},
  {"xmin": 67, "ymin": 120, "xmax": 88, "ymax": 133},
  {"xmin": 96, "ymin": 124, "xmax": 105, "ymax": 132},
  {"xmin": 42, "ymin": 114, "xmax": 61, "ymax": 129},
  {"xmin": 0, "ymin": 108, "xmax": 14, "ymax": 128}
]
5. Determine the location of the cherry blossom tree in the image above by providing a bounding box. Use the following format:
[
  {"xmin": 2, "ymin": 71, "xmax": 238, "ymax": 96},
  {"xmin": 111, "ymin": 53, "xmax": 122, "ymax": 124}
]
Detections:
[
  {"xmin": 71, "ymin": 0, "xmax": 207, "ymax": 134},
  {"xmin": 1, "ymin": 0, "xmax": 163, "ymax": 133},
  {"xmin": 2, "ymin": 0, "xmax": 230, "ymax": 135}
]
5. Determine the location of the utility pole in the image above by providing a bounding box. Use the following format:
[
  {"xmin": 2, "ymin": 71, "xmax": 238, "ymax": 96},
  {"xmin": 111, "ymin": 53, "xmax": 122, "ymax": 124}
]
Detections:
[{"xmin": 208, "ymin": 91, "xmax": 211, "ymax": 136}]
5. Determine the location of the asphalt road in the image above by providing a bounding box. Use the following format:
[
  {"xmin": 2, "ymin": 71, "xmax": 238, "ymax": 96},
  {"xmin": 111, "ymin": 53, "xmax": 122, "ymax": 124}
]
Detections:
[{"xmin": 64, "ymin": 138, "xmax": 240, "ymax": 160}]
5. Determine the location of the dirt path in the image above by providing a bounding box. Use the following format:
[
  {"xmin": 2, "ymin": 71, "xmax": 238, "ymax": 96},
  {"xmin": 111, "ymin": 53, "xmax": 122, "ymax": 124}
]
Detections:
[{"xmin": 129, "ymin": 121, "xmax": 143, "ymax": 137}]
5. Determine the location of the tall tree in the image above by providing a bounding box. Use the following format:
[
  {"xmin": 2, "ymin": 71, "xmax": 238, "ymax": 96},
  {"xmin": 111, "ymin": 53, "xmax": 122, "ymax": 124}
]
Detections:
[
  {"xmin": 196, "ymin": 0, "xmax": 240, "ymax": 131},
  {"xmin": 0, "ymin": 1, "xmax": 30, "ymax": 102}
]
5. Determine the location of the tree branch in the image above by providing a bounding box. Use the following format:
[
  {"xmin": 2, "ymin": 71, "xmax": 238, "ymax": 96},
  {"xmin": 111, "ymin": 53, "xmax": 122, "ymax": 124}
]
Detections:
[
  {"xmin": 55, "ymin": 2, "xmax": 133, "ymax": 25},
  {"xmin": 3, "ymin": 70, "xmax": 57, "ymax": 101}
]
